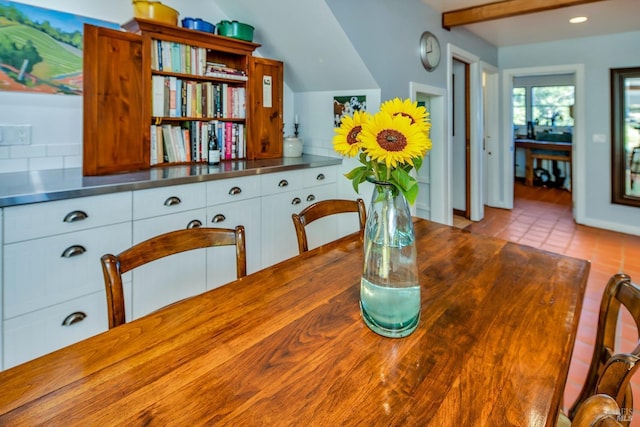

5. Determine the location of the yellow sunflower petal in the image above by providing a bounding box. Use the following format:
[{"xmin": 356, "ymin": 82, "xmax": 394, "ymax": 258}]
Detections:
[
  {"xmin": 332, "ymin": 110, "xmax": 371, "ymax": 157},
  {"xmin": 359, "ymin": 111, "xmax": 430, "ymax": 169},
  {"xmin": 380, "ymin": 97, "xmax": 431, "ymax": 135}
]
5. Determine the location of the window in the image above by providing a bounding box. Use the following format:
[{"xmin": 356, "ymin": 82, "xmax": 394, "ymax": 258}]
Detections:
[
  {"xmin": 512, "ymin": 87, "xmax": 526, "ymax": 126},
  {"xmin": 532, "ymin": 85, "xmax": 575, "ymax": 127}
]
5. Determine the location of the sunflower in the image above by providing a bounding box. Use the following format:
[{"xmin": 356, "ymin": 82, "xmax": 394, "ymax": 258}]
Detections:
[
  {"xmin": 359, "ymin": 111, "xmax": 430, "ymax": 170},
  {"xmin": 379, "ymin": 98, "xmax": 431, "ymax": 134},
  {"xmin": 332, "ymin": 110, "xmax": 371, "ymax": 157}
]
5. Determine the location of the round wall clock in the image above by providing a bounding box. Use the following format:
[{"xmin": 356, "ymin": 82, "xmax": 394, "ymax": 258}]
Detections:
[{"xmin": 419, "ymin": 31, "xmax": 441, "ymax": 72}]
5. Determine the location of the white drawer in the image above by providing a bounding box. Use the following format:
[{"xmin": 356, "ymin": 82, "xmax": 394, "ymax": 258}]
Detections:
[
  {"xmin": 3, "ymin": 290, "xmax": 108, "ymax": 369},
  {"xmin": 303, "ymin": 166, "xmax": 337, "ymax": 188},
  {"xmin": 3, "ymin": 192, "xmax": 132, "ymax": 243},
  {"xmin": 206, "ymin": 198, "xmax": 261, "ymax": 276},
  {"xmin": 133, "ymin": 183, "xmax": 206, "ymax": 220},
  {"xmin": 133, "ymin": 208, "xmax": 207, "ymax": 243},
  {"xmin": 206, "ymin": 175, "xmax": 260, "ymax": 206},
  {"xmin": 4, "ymin": 222, "xmax": 132, "ymax": 318},
  {"xmin": 260, "ymin": 170, "xmax": 303, "ymax": 196}
]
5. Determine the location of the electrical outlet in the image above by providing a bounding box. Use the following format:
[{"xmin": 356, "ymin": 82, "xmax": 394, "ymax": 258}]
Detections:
[{"xmin": 0, "ymin": 125, "xmax": 32, "ymax": 145}]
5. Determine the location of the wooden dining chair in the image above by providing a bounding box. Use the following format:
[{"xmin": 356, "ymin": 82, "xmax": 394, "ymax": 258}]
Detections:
[
  {"xmin": 291, "ymin": 198, "xmax": 366, "ymax": 254},
  {"xmin": 560, "ymin": 273, "xmax": 640, "ymax": 427},
  {"xmin": 570, "ymin": 394, "xmax": 623, "ymax": 427},
  {"xmin": 101, "ymin": 226, "xmax": 246, "ymax": 329}
]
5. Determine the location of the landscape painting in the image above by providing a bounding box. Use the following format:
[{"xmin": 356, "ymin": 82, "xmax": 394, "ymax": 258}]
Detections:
[{"xmin": 0, "ymin": 0, "xmax": 119, "ymax": 95}]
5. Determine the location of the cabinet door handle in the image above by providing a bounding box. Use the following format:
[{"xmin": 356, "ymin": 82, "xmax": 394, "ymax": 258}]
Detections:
[
  {"xmin": 211, "ymin": 214, "xmax": 226, "ymax": 224},
  {"xmin": 187, "ymin": 219, "xmax": 202, "ymax": 229},
  {"xmin": 307, "ymin": 194, "xmax": 316, "ymax": 202},
  {"xmin": 292, "ymin": 197, "xmax": 301, "ymax": 205},
  {"xmin": 164, "ymin": 196, "xmax": 182, "ymax": 206},
  {"xmin": 63, "ymin": 210, "xmax": 88, "ymax": 223},
  {"xmin": 61, "ymin": 245, "xmax": 86, "ymax": 258},
  {"xmin": 62, "ymin": 311, "xmax": 87, "ymax": 326},
  {"xmin": 228, "ymin": 186, "xmax": 242, "ymax": 195},
  {"xmin": 316, "ymin": 173, "xmax": 325, "ymax": 181},
  {"xmin": 278, "ymin": 179, "xmax": 289, "ymax": 188}
]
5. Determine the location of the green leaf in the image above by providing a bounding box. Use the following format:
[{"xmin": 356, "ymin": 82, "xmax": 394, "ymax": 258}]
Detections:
[
  {"xmin": 403, "ymin": 182, "xmax": 420, "ymax": 205},
  {"xmin": 391, "ymin": 168, "xmax": 415, "ymax": 192},
  {"xmin": 344, "ymin": 166, "xmax": 367, "ymax": 180},
  {"xmin": 413, "ymin": 156, "xmax": 423, "ymax": 172}
]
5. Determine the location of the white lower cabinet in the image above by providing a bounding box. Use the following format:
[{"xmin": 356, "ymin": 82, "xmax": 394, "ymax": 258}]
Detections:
[
  {"xmin": 0, "ymin": 165, "xmax": 339, "ymax": 370},
  {"xmin": 3, "ymin": 290, "xmax": 107, "ymax": 369},
  {"xmin": 2, "ymin": 193, "xmax": 133, "ymax": 369},
  {"xmin": 4, "ymin": 223, "xmax": 131, "ymax": 319},
  {"xmin": 132, "ymin": 209, "xmax": 208, "ymax": 320},
  {"xmin": 206, "ymin": 198, "xmax": 261, "ymax": 288},
  {"xmin": 260, "ymin": 167, "xmax": 338, "ymax": 267}
]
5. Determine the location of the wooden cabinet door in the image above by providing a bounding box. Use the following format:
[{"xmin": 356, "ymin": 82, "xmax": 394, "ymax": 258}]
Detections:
[
  {"xmin": 83, "ymin": 24, "xmax": 147, "ymax": 176},
  {"xmin": 247, "ymin": 57, "xmax": 283, "ymax": 159}
]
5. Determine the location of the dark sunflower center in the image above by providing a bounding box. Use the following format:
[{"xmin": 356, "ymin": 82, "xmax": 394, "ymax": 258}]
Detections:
[
  {"xmin": 347, "ymin": 126, "xmax": 361, "ymax": 145},
  {"xmin": 377, "ymin": 129, "xmax": 407, "ymax": 152}
]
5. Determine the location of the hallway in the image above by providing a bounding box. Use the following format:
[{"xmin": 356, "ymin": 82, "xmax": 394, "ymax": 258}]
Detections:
[{"xmin": 464, "ymin": 182, "xmax": 640, "ymax": 422}]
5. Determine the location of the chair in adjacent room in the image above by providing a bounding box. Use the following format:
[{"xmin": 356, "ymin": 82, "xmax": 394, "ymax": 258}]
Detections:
[
  {"xmin": 101, "ymin": 226, "xmax": 246, "ymax": 329},
  {"xmin": 558, "ymin": 273, "xmax": 640, "ymax": 427},
  {"xmin": 292, "ymin": 198, "xmax": 366, "ymax": 254}
]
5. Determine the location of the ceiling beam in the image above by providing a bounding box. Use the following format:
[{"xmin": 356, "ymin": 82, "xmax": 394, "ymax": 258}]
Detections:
[{"xmin": 442, "ymin": 0, "xmax": 606, "ymax": 29}]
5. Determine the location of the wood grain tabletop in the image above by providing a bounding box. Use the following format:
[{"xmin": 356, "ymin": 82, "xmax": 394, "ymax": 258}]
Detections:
[{"xmin": 0, "ymin": 218, "xmax": 589, "ymax": 426}]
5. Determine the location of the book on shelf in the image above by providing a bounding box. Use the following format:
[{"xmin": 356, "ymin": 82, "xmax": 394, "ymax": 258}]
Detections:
[
  {"xmin": 152, "ymin": 75, "xmax": 165, "ymax": 117},
  {"xmin": 161, "ymin": 125, "xmax": 176, "ymax": 163},
  {"xmin": 205, "ymin": 62, "xmax": 248, "ymax": 81},
  {"xmin": 168, "ymin": 76, "xmax": 177, "ymax": 117}
]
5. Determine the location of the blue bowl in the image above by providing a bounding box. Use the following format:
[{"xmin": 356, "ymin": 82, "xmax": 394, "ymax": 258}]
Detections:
[{"xmin": 181, "ymin": 17, "xmax": 215, "ymax": 34}]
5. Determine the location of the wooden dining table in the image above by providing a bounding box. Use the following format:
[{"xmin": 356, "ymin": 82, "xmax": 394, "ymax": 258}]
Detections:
[{"xmin": 0, "ymin": 218, "xmax": 589, "ymax": 426}]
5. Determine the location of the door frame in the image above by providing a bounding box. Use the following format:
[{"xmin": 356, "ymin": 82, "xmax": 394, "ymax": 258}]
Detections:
[
  {"xmin": 410, "ymin": 82, "xmax": 448, "ymax": 224},
  {"xmin": 500, "ymin": 64, "xmax": 585, "ymax": 223},
  {"xmin": 482, "ymin": 62, "xmax": 500, "ymax": 207},
  {"xmin": 448, "ymin": 44, "xmax": 484, "ymax": 221}
]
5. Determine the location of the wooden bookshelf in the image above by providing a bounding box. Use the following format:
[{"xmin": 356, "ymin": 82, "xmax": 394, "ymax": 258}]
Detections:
[{"xmin": 83, "ymin": 18, "xmax": 283, "ymax": 176}]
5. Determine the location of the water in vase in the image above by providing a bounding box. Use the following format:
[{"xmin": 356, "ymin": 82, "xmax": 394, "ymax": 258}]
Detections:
[{"xmin": 360, "ymin": 239, "xmax": 420, "ymax": 338}]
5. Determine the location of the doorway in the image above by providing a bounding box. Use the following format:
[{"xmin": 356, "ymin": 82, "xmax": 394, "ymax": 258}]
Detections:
[
  {"xmin": 452, "ymin": 58, "xmax": 470, "ymax": 219},
  {"xmin": 500, "ymin": 65, "xmax": 586, "ymax": 223}
]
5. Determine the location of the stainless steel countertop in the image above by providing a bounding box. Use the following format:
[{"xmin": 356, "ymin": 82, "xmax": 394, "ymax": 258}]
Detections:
[{"xmin": 0, "ymin": 155, "xmax": 342, "ymax": 208}]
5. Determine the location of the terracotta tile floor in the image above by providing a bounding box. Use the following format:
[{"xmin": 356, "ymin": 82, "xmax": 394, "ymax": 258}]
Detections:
[{"xmin": 463, "ymin": 182, "xmax": 640, "ymax": 425}]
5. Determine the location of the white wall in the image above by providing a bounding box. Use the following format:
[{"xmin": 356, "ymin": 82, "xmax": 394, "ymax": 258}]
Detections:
[{"xmin": 499, "ymin": 30, "xmax": 640, "ymax": 235}]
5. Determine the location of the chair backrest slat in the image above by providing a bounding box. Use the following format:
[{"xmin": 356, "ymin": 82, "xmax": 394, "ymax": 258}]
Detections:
[
  {"xmin": 292, "ymin": 198, "xmax": 366, "ymax": 254},
  {"xmin": 101, "ymin": 226, "xmax": 246, "ymax": 329}
]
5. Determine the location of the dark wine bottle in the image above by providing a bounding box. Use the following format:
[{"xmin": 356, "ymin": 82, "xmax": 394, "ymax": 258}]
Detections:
[{"xmin": 208, "ymin": 125, "xmax": 220, "ymax": 165}]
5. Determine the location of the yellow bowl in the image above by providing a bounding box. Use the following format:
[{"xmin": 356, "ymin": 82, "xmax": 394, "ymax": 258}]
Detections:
[{"xmin": 133, "ymin": 1, "xmax": 179, "ymax": 26}]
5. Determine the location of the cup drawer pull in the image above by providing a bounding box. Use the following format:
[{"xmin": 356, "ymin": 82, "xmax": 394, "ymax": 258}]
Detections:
[
  {"xmin": 307, "ymin": 194, "xmax": 316, "ymax": 202},
  {"xmin": 164, "ymin": 196, "xmax": 182, "ymax": 206},
  {"xmin": 62, "ymin": 311, "xmax": 87, "ymax": 326},
  {"xmin": 278, "ymin": 179, "xmax": 289, "ymax": 188},
  {"xmin": 228, "ymin": 186, "xmax": 242, "ymax": 195},
  {"xmin": 212, "ymin": 214, "xmax": 226, "ymax": 223},
  {"xmin": 292, "ymin": 197, "xmax": 301, "ymax": 205},
  {"xmin": 61, "ymin": 245, "xmax": 86, "ymax": 258},
  {"xmin": 187, "ymin": 219, "xmax": 202, "ymax": 229},
  {"xmin": 316, "ymin": 173, "xmax": 325, "ymax": 181},
  {"xmin": 63, "ymin": 210, "xmax": 88, "ymax": 223}
]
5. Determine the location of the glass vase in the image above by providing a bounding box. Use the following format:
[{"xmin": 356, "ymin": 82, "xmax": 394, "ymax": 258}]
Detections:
[{"xmin": 360, "ymin": 179, "xmax": 420, "ymax": 338}]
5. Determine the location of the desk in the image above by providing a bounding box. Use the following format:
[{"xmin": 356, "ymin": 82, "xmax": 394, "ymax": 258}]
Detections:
[
  {"xmin": 0, "ymin": 219, "xmax": 589, "ymax": 426},
  {"xmin": 515, "ymin": 139, "xmax": 572, "ymax": 188}
]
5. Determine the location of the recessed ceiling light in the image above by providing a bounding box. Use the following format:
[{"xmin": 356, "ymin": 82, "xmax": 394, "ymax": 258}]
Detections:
[{"xmin": 570, "ymin": 16, "xmax": 588, "ymax": 24}]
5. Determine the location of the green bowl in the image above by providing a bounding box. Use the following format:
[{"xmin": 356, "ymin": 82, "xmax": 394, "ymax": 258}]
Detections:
[{"xmin": 217, "ymin": 20, "xmax": 254, "ymax": 42}]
